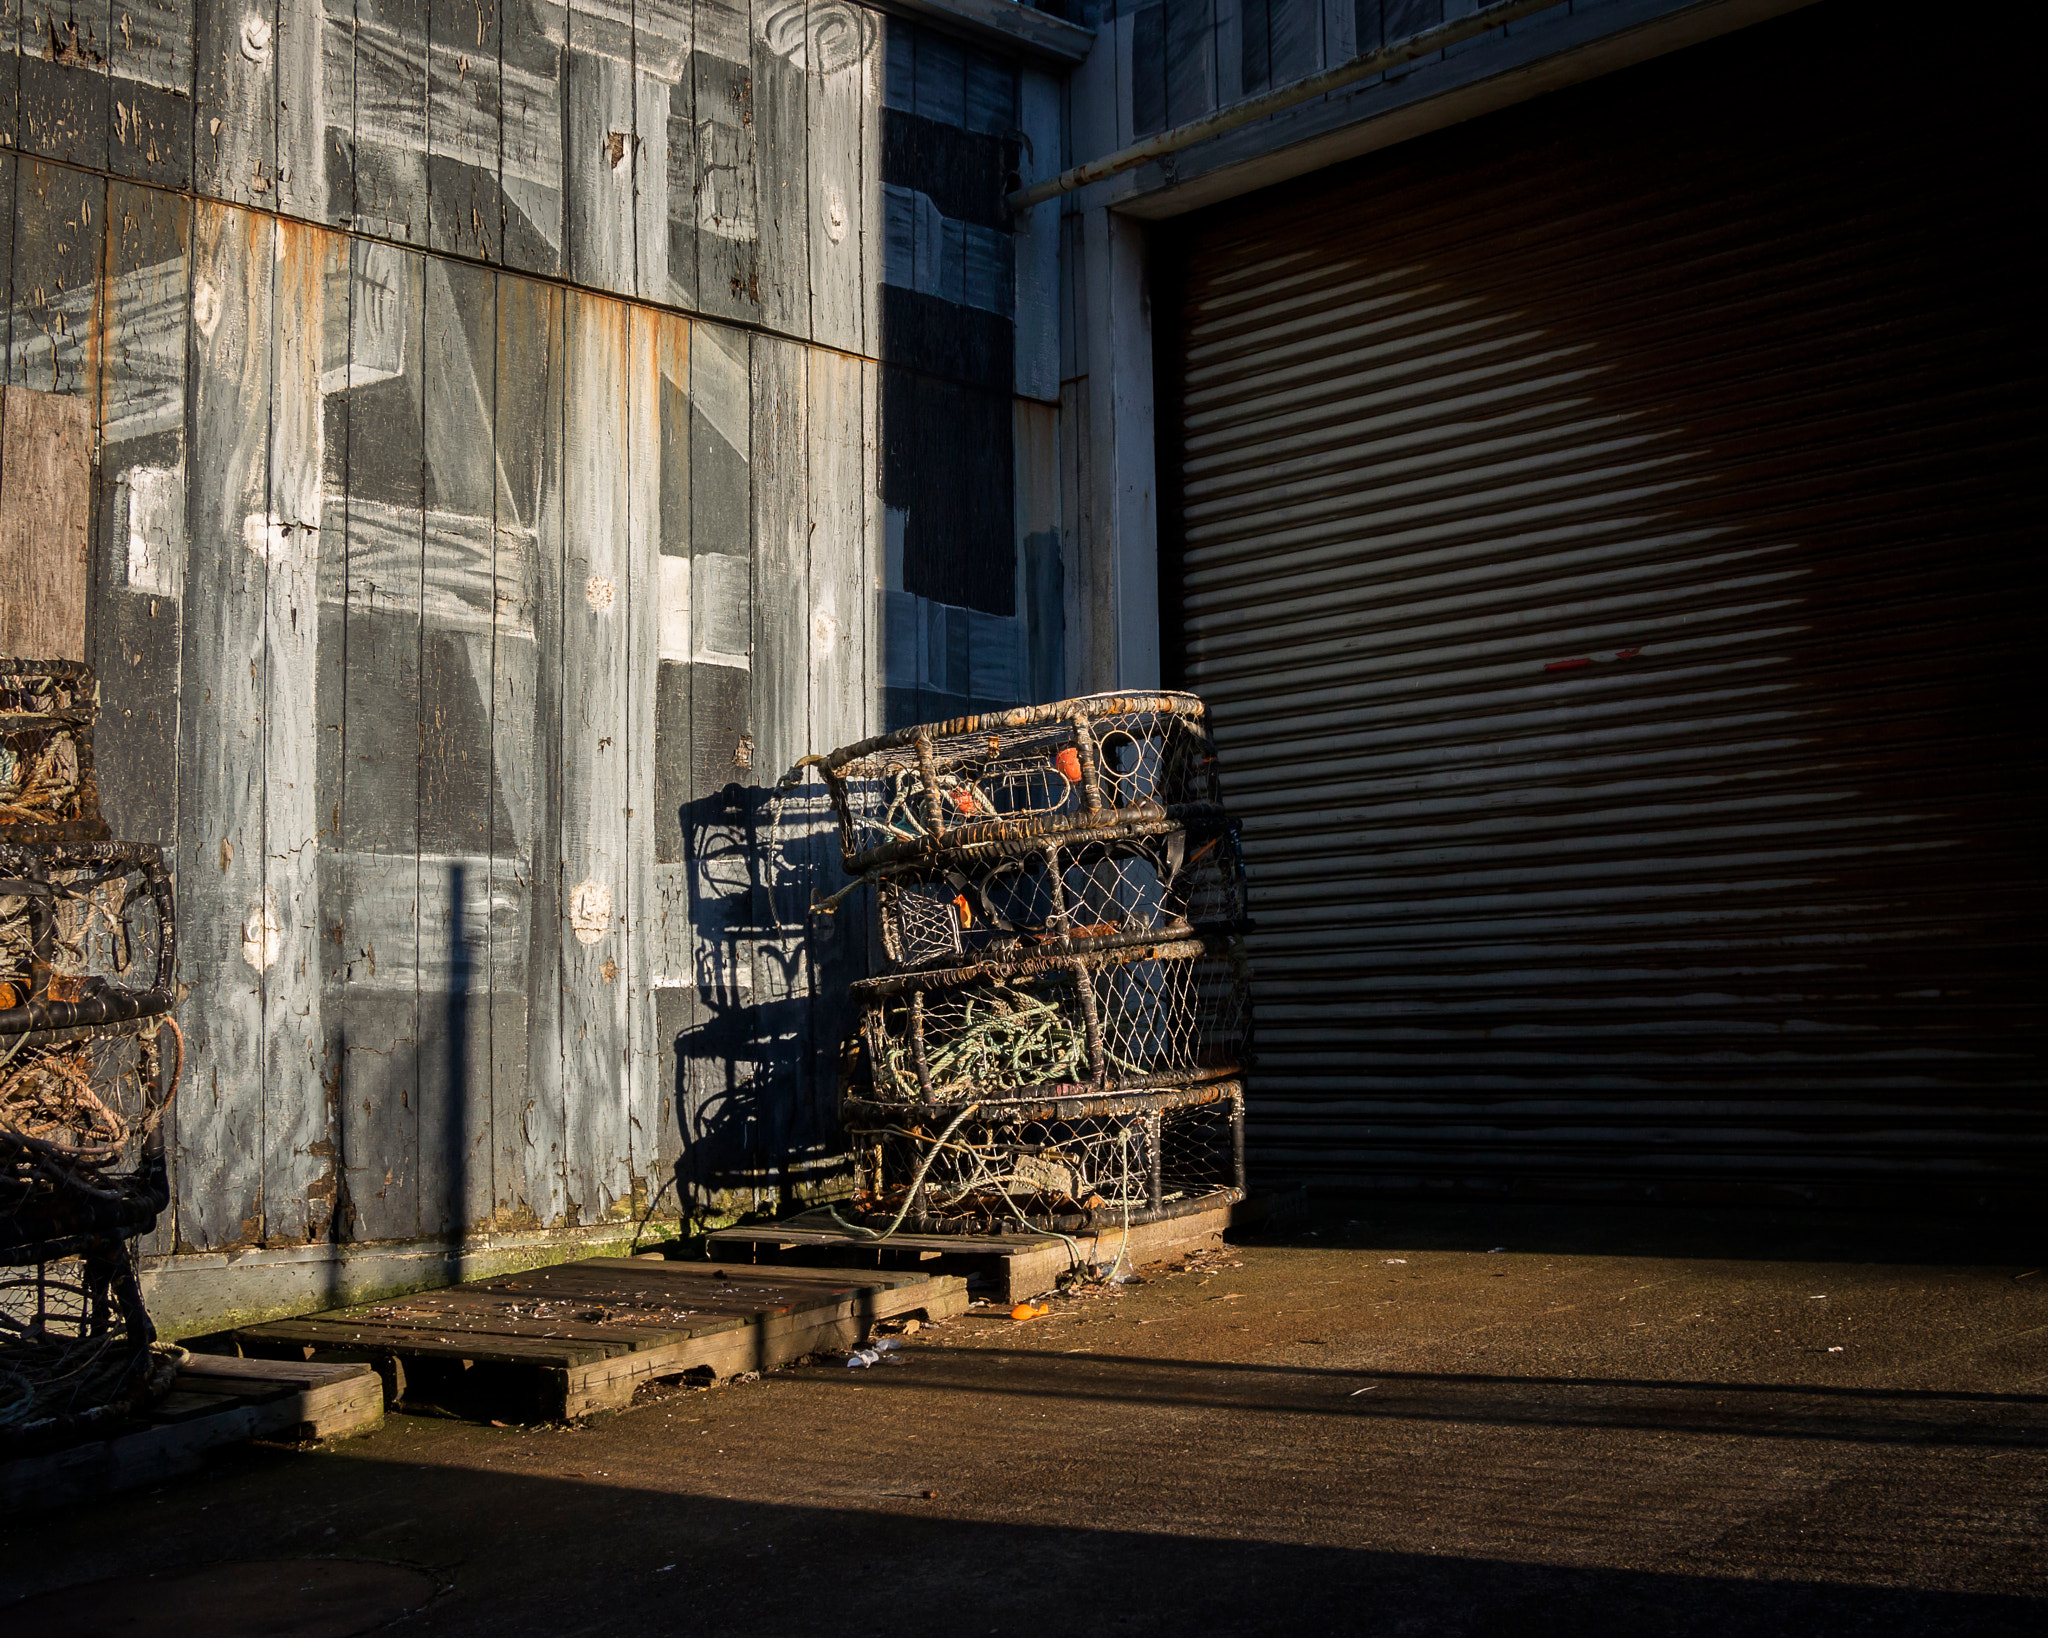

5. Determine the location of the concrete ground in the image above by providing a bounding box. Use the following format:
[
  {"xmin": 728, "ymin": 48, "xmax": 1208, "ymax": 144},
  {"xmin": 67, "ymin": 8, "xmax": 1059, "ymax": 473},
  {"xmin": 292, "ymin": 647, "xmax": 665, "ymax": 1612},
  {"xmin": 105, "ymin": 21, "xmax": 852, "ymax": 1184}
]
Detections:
[{"xmin": 6, "ymin": 1202, "xmax": 2045, "ymax": 1636}]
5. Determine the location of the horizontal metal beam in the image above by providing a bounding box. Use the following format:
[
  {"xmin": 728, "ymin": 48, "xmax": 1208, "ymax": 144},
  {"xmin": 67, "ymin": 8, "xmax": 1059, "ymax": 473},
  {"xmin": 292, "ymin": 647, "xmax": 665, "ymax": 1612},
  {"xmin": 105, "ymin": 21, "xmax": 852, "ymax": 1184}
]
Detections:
[{"xmin": 1005, "ymin": 0, "xmax": 1570, "ymax": 212}]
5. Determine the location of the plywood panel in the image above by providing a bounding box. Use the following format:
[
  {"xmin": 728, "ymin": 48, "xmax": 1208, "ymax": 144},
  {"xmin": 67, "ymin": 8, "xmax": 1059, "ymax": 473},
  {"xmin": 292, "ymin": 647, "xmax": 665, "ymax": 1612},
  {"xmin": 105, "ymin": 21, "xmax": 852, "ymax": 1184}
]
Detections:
[
  {"xmin": 0, "ymin": 387, "xmax": 92, "ymax": 660},
  {"xmin": 558, "ymin": 286, "xmax": 631, "ymax": 1226}
]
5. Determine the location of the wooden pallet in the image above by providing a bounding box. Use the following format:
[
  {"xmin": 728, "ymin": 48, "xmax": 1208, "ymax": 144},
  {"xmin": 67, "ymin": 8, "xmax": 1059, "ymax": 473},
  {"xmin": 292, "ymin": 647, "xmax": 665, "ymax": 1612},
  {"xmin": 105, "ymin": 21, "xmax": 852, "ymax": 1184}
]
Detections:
[
  {"xmin": 1, "ymin": 1355, "xmax": 383, "ymax": 1516},
  {"xmin": 230, "ymin": 1258, "xmax": 969, "ymax": 1421},
  {"xmin": 707, "ymin": 1193, "xmax": 1239, "ymax": 1304}
]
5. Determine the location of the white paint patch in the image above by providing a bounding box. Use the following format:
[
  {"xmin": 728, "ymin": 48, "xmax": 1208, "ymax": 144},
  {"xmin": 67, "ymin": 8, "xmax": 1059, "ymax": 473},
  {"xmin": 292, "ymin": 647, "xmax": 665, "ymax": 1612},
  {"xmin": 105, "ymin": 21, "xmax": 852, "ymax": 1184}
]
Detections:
[
  {"xmin": 690, "ymin": 325, "xmax": 751, "ymax": 460},
  {"xmin": 240, "ymin": 15, "xmax": 272, "ymax": 61},
  {"xmin": 243, "ymin": 512, "xmax": 317, "ymax": 565},
  {"xmin": 241, "ymin": 898, "xmax": 282, "ymax": 972},
  {"xmin": 123, "ymin": 465, "xmax": 185, "ymax": 598},
  {"xmin": 812, "ymin": 603, "xmax": 839, "ymax": 662},
  {"xmin": 824, "ymin": 185, "xmax": 848, "ymax": 244},
  {"xmin": 585, "ymin": 574, "xmax": 616, "ymax": 612},
  {"xmin": 192, "ymin": 279, "xmax": 222, "ymax": 339},
  {"xmin": 658, "ymin": 555, "xmax": 691, "ymax": 663},
  {"xmin": 569, "ymin": 878, "xmax": 613, "ymax": 945}
]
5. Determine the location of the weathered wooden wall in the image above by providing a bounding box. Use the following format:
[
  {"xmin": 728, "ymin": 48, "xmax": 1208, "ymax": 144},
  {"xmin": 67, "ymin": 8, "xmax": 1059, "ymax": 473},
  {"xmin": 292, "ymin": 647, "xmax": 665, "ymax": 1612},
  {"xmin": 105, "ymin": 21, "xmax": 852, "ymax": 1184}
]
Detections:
[{"xmin": 0, "ymin": 0, "xmax": 1067, "ymax": 1278}]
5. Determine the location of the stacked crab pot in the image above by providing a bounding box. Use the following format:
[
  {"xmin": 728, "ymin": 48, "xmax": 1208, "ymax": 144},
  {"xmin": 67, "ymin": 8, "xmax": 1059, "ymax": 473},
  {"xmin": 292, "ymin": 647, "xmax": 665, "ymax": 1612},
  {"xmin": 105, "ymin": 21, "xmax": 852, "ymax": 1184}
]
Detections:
[
  {"xmin": 2, "ymin": 661, "xmax": 184, "ymax": 1452},
  {"xmin": 821, "ymin": 693, "xmax": 1251, "ymax": 1235}
]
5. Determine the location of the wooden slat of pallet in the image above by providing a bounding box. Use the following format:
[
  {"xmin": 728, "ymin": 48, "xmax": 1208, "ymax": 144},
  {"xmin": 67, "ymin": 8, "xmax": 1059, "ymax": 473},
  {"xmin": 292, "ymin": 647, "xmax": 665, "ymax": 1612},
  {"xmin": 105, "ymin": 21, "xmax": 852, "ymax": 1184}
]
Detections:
[
  {"xmin": 237, "ymin": 1319, "xmax": 625, "ymax": 1368},
  {"xmin": 235, "ymin": 1262, "xmax": 970, "ymax": 1421},
  {"xmin": 0, "ymin": 1361, "xmax": 382, "ymax": 1516}
]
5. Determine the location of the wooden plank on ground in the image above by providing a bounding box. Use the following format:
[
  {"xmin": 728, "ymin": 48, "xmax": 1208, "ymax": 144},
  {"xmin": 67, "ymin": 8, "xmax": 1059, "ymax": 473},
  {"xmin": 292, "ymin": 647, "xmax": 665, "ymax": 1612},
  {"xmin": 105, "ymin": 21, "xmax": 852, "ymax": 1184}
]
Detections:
[
  {"xmin": 0, "ymin": 1362, "xmax": 381, "ymax": 1516},
  {"xmin": 239, "ymin": 1317, "xmax": 619, "ymax": 1366}
]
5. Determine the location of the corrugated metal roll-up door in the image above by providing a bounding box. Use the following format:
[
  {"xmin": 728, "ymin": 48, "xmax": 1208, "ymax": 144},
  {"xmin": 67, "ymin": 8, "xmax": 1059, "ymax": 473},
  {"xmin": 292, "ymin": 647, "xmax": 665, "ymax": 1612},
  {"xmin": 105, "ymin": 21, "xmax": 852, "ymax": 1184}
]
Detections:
[{"xmin": 1164, "ymin": 9, "xmax": 2044, "ymax": 1204}]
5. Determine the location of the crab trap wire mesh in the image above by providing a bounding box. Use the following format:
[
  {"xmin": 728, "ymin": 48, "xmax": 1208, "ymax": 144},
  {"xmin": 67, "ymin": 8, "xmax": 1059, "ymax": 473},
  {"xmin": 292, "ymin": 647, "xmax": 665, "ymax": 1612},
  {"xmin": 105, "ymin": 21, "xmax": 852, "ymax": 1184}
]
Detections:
[
  {"xmin": 876, "ymin": 818, "xmax": 1249, "ymax": 969},
  {"xmin": 1, "ymin": 666, "xmax": 184, "ymax": 1452},
  {"xmin": 1, "ymin": 661, "xmax": 109, "ymax": 843},
  {"xmin": 823, "ymin": 692, "xmax": 1222, "ymax": 873},
  {"xmin": 844, "ymin": 1082, "xmax": 1244, "ymax": 1234},
  {"xmin": 854, "ymin": 935, "xmax": 1250, "ymax": 1106}
]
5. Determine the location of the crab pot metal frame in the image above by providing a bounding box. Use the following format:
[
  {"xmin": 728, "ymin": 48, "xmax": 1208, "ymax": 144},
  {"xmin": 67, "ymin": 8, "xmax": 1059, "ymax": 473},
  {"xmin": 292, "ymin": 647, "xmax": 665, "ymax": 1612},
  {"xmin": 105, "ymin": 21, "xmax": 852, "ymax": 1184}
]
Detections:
[
  {"xmin": 2, "ymin": 666, "xmax": 182, "ymax": 1450},
  {"xmin": 844, "ymin": 1080, "xmax": 1246, "ymax": 1234},
  {"xmin": 854, "ymin": 934, "xmax": 1250, "ymax": 1106},
  {"xmin": 875, "ymin": 814, "xmax": 1250, "ymax": 971},
  {"xmin": 823, "ymin": 692, "xmax": 1223, "ymax": 875},
  {"xmin": 1, "ymin": 660, "xmax": 109, "ymax": 845}
]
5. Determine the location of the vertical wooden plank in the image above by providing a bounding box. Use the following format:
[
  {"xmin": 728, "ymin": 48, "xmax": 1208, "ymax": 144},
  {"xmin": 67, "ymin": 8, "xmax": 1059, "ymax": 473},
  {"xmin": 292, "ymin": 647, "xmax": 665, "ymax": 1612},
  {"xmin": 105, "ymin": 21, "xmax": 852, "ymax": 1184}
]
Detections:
[
  {"xmin": 417, "ymin": 252, "xmax": 499, "ymax": 1237},
  {"xmin": 429, "ymin": 0, "xmax": 504, "ymax": 263},
  {"xmin": 492, "ymin": 267, "xmax": 565, "ymax": 1226},
  {"xmin": 858, "ymin": 9, "xmax": 885, "ymax": 357},
  {"xmin": 109, "ymin": 0, "xmax": 196, "ymax": 188},
  {"xmin": 0, "ymin": 0, "xmax": 18, "ymax": 149},
  {"xmin": 6, "ymin": 160, "xmax": 103, "ymax": 399},
  {"xmin": 277, "ymin": 0, "xmax": 329, "ymax": 221},
  {"xmin": 195, "ymin": 0, "xmax": 277, "ymax": 203},
  {"xmin": 751, "ymin": 0, "xmax": 807, "ymax": 337},
  {"xmin": 630, "ymin": 9, "xmax": 685, "ymax": 306},
  {"xmin": 328, "ymin": 239, "xmax": 427, "ymax": 1245},
  {"xmin": 680, "ymin": 319, "xmax": 749, "ymax": 1215},
  {"xmin": 321, "ymin": 0, "xmax": 358, "ymax": 222},
  {"xmin": 17, "ymin": 0, "xmax": 111, "ymax": 170},
  {"xmin": 693, "ymin": 0, "xmax": 758, "ymax": 325},
  {"xmin": 1013, "ymin": 66, "xmax": 1061, "ymax": 403},
  {"xmin": 500, "ymin": 0, "xmax": 566, "ymax": 275},
  {"xmin": 1015, "ymin": 396, "xmax": 1062, "ymax": 706},
  {"xmin": 352, "ymin": 0, "xmax": 430, "ymax": 240},
  {"xmin": 94, "ymin": 190, "xmax": 191, "ymax": 1258},
  {"xmin": 558, "ymin": 285, "xmax": 631, "ymax": 1226},
  {"xmin": 1269, "ymin": 0, "xmax": 1322, "ymax": 83},
  {"xmin": 1131, "ymin": 3, "xmax": 1166, "ymax": 138},
  {"xmin": 174, "ymin": 201, "xmax": 272, "ymax": 1249},
  {"xmin": 748, "ymin": 334, "xmax": 807, "ymax": 1199},
  {"xmin": 804, "ymin": 345, "xmax": 863, "ymax": 1180},
  {"xmin": 622, "ymin": 302, "xmax": 665, "ymax": 1208},
  {"xmin": 805, "ymin": 0, "xmax": 864, "ymax": 354},
  {"xmin": 1166, "ymin": 0, "xmax": 1216, "ymax": 127},
  {"xmin": 649, "ymin": 311, "xmax": 691, "ymax": 1211},
  {"xmin": 94, "ymin": 183, "xmax": 189, "ymax": 872},
  {"xmin": 651, "ymin": 0, "xmax": 696, "ymax": 310},
  {"xmin": 564, "ymin": 13, "xmax": 636, "ymax": 296},
  {"xmin": 260, "ymin": 219, "xmax": 335, "ymax": 1245}
]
